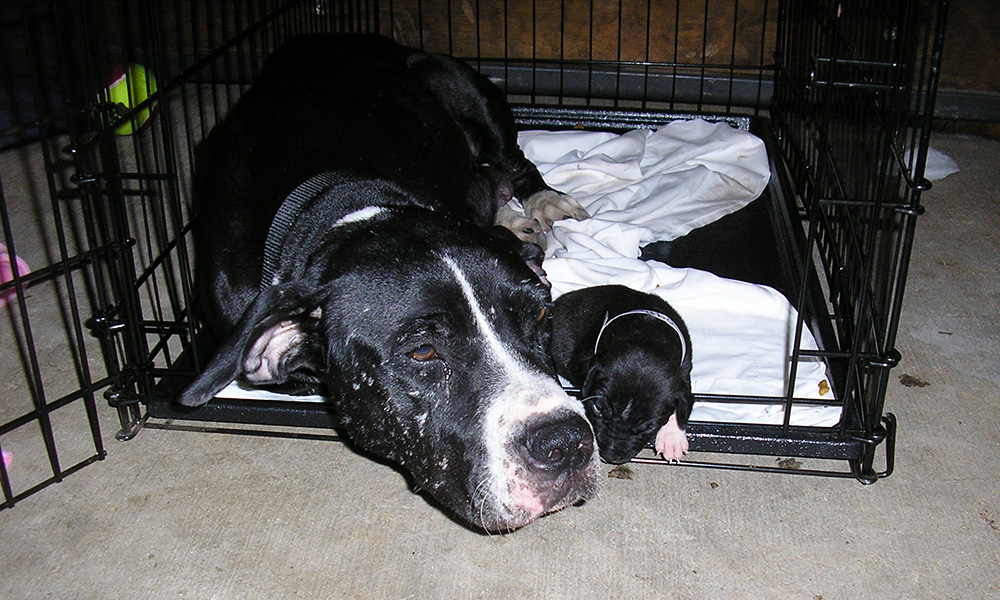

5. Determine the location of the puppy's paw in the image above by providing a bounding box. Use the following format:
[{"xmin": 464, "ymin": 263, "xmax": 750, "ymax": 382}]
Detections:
[
  {"xmin": 654, "ymin": 413, "xmax": 689, "ymax": 463},
  {"xmin": 495, "ymin": 203, "xmax": 547, "ymax": 249},
  {"xmin": 523, "ymin": 190, "xmax": 590, "ymax": 231}
]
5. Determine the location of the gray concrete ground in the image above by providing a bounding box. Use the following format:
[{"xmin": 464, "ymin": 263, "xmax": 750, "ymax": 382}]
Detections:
[{"xmin": 1, "ymin": 132, "xmax": 998, "ymax": 599}]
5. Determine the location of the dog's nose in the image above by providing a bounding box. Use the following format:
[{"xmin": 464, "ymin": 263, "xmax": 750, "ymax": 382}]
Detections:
[
  {"xmin": 597, "ymin": 443, "xmax": 634, "ymax": 465},
  {"xmin": 523, "ymin": 415, "xmax": 595, "ymax": 472}
]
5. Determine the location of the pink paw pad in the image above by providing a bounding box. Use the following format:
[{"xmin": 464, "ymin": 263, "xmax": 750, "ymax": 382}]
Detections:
[{"xmin": 654, "ymin": 413, "xmax": 689, "ymax": 462}]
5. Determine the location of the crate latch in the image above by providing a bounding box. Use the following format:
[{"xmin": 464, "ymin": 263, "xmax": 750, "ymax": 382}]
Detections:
[{"xmin": 809, "ymin": 57, "xmax": 902, "ymax": 92}]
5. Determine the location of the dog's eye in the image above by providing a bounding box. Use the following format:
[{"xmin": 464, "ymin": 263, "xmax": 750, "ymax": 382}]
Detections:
[
  {"xmin": 410, "ymin": 344, "xmax": 437, "ymax": 361},
  {"xmin": 584, "ymin": 398, "xmax": 604, "ymax": 420}
]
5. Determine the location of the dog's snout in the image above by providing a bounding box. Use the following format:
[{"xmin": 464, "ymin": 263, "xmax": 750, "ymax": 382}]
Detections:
[
  {"xmin": 597, "ymin": 442, "xmax": 635, "ymax": 465},
  {"xmin": 522, "ymin": 415, "xmax": 595, "ymax": 472}
]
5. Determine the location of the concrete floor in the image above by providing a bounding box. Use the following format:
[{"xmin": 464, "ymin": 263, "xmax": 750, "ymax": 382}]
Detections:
[{"xmin": 1, "ymin": 131, "xmax": 998, "ymax": 599}]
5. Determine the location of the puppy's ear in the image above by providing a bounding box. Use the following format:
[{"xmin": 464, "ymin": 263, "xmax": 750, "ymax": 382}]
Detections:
[
  {"xmin": 178, "ymin": 282, "xmax": 327, "ymax": 407},
  {"xmin": 582, "ymin": 363, "xmax": 606, "ymax": 398}
]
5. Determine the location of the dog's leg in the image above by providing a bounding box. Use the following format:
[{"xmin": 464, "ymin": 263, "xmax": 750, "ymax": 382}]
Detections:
[
  {"xmin": 472, "ymin": 101, "xmax": 590, "ymax": 233},
  {"xmin": 461, "ymin": 86, "xmax": 589, "ymax": 231},
  {"xmin": 654, "ymin": 413, "xmax": 690, "ymax": 462},
  {"xmin": 408, "ymin": 52, "xmax": 589, "ymax": 234}
]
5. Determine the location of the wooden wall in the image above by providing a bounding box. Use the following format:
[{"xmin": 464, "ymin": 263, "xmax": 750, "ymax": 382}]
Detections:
[
  {"xmin": 379, "ymin": 0, "xmax": 776, "ymax": 68},
  {"xmin": 3, "ymin": 1, "xmax": 996, "ymax": 123}
]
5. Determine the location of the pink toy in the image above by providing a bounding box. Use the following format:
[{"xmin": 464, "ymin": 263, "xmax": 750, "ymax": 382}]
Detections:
[
  {"xmin": 2, "ymin": 449, "xmax": 11, "ymax": 469},
  {"xmin": 0, "ymin": 242, "xmax": 31, "ymax": 309}
]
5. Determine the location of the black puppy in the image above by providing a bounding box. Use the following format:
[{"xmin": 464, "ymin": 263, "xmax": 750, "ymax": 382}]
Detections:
[
  {"xmin": 179, "ymin": 34, "xmax": 599, "ymax": 532},
  {"xmin": 550, "ymin": 285, "xmax": 694, "ymax": 464}
]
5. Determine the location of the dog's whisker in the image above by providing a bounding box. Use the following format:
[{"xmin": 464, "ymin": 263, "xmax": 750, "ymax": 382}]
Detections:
[{"xmin": 471, "ymin": 478, "xmax": 495, "ymax": 536}]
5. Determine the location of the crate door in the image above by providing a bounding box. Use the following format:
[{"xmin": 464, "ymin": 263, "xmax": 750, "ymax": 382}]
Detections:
[
  {"xmin": 771, "ymin": 0, "xmax": 948, "ymax": 478},
  {"xmin": 0, "ymin": 1, "xmax": 121, "ymax": 508}
]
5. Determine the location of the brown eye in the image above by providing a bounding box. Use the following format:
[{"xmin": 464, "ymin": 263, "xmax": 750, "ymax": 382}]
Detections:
[
  {"xmin": 410, "ymin": 344, "xmax": 436, "ymax": 361},
  {"xmin": 536, "ymin": 306, "xmax": 548, "ymax": 322}
]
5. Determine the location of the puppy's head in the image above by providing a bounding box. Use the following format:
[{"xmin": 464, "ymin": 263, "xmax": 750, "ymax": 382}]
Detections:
[
  {"xmin": 179, "ymin": 215, "xmax": 599, "ymax": 531},
  {"xmin": 582, "ymin": 349, "xmax": 693, "ymax": 464}
]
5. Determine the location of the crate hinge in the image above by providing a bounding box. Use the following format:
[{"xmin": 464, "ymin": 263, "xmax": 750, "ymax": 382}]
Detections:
[
  {"xmin": 849, "ymin": 413, "xmax": 897, "ymax": 484},
  {"xmin": 867, "ymin": 348, "xmax": 901, "ymax": 369}
]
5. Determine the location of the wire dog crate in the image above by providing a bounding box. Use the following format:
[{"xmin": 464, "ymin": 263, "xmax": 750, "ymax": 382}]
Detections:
[{"xmin": 0, "ymin": 0, "xmax": 947, "ymax": 508}]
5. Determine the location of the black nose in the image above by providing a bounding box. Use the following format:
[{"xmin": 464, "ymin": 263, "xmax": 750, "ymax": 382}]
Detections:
[{"xmin": 523, "ymin": 415, "xmax": 595, "ymax": 471}]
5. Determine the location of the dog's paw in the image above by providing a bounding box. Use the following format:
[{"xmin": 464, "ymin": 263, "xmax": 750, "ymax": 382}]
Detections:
[
  {"xmin": 654, "ymin": 414, "xmax": 689, "ymax": 463},
  {"xmin": 523, "ymin": 190, "xmax": 590, "ymax": 231},
  {"xmin": 495, "ymin": 203, "xmax": 547, "ymax": 249}
]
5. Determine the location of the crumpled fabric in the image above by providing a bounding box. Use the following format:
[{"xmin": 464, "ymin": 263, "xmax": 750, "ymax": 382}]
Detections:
[{"xmin": 522, "ymin": 120, "xmax": 841, "ymax": 427}]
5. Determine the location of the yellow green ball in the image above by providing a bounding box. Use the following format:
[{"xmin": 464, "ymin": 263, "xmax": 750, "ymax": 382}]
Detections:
[{"xmin": 102, "ymin": 63, "xmax": 158, "ymax": 135}]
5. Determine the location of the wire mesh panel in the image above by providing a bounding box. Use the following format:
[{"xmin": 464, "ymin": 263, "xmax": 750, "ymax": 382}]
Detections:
[
  {"xmin": 0, "ymin": 0, "xmax": 350, "ymax": 508},
  {"xmin": 1, "ymin": 0, "xmax": 112, "ymax": 508},
  {"xmin": 771, "ymin": 0, "xmax": 947, "ymax": 478}
]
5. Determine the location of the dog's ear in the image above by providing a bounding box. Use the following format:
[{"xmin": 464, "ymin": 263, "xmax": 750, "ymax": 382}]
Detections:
[
  {"xmin": 582, "ymin": 362, "xmax": 605, "ymax": 398},
  {"xmin": 486, "ymin": 225, "xmax": 550, "ymax": 288},
  {"xmin": 517, "ymin": 239, "xmax": 550, "ymax": 288},
  {"xmin": 177, "ymin": 282, "xmax": 327, "ymax": 407}
]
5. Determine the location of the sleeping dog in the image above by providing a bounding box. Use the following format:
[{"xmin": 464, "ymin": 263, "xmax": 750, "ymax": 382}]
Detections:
[
  {"xmin": 178, "ymin": 34, "xmax": 598, "ymax": 531},
  {"xmin": 550, "ymin": 285, "xmax": 694, "ymax": 464}
]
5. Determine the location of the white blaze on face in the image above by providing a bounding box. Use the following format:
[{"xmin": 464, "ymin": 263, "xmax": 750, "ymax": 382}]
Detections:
[
  {"xmin": 439, "ymin": 255, "xmax": 575, "ymax": 412},
  {"xmin": 440, "ymin": 255, "xmax": 586, "ymax": 517}
]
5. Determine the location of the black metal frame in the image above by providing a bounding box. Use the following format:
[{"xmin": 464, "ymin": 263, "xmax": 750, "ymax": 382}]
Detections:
[{"xmin": 0, "ymin": 0, "xmax": 947, "ymax": 509}]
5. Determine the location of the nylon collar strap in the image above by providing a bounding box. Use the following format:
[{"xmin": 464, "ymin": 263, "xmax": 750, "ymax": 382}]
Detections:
[
  {"xmin": 260, "ymin": 171, "xmax": 354, "ymax": 291},
  {"xmin": 593, "ymin": 308, "xmax": 688, "ymax": 363}
]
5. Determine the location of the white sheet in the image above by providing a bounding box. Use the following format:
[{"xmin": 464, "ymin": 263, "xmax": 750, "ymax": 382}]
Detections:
[
  {"xmin": 519, "ymin": 118, "xmax": 771, "ymax": 243},
  {"xmin": 520, "ymin": 119, "xmax": 842, "ymax": 427}
]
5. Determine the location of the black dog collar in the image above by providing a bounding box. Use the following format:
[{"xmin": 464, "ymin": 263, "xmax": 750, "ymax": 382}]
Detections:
[
  {"xmin": 260, "ymin": 171, "xmax": 356, "ymax": 290},
  {"xmin": 593, "ymin": 309, "xmax": 688, "ymax": 363}
]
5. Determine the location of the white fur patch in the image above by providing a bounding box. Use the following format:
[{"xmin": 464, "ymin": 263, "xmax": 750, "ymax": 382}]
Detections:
[
  {"xmin": 332, "ymin": 206, "xmax": 387, "ymax": 227},
  {"xmin": 439, "ymin": 255, "xmax": 577, "ymax": 417}
]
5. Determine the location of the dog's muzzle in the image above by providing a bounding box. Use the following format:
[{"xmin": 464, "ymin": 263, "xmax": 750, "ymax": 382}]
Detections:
[{"xmin": 476, "ymin": 383, "xmax": 601, "ymax": 532}]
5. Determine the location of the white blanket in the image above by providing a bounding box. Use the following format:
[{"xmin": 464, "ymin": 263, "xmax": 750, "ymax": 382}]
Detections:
[{"xmin": 520, "ymin": 119, "xmax": 841, "ymax": 427}]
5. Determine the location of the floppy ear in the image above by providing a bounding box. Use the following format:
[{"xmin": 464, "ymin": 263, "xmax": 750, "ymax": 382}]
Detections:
[
  {"xmin": 485, "ymin": 225, "xmax": 550, "ymax": 288},
  {"xmin": 582, "ymin": 362, "xmax": 605, "ymax": 398},
  {"xmin": 178, "ymin": 282, "xmax": 327, "ymax": 407},
  {"xmin": 517, "ymin": 239, "xmax": 550, "ymax": 288}
]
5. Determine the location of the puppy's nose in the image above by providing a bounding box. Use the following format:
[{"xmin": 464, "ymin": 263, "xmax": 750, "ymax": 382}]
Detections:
[
  {"xmin": 523, "ymin": 415, "xmax": 595, "ymax": 472},
  {"xmin": 597, "ymin": 444, "xmax": 634, "ymax": 465}
]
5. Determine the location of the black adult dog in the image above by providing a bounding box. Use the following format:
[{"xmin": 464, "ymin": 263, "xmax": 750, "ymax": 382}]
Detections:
[
  {"xmin": 178, "ymin": 34, "xmax": 598, "ymax": 532},
  {"xmin": 550, "ymin": 285, "xmax": 694, "ymax": 464}
]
